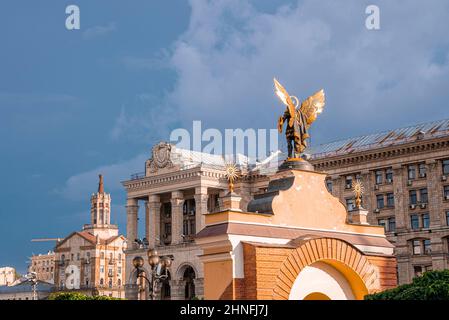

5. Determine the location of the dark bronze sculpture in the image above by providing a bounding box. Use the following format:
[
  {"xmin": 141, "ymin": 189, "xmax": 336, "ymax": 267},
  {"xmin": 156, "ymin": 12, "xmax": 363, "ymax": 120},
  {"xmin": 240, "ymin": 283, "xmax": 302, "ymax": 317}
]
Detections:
[{"xmin": 274, "ymin": 78, "xmax": 325, "ymax": 159}]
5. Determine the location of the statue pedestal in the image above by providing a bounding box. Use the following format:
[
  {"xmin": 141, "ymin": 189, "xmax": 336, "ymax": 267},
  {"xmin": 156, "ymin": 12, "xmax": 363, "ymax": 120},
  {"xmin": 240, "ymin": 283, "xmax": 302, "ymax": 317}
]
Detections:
[
  {"xmin": 278, "ymin": 158, "xmax": 314, "ymax": 172},
  {"xmin": 349, "ymin": 207, "xmax": 369, "ymax": 225},
  {"xmin": 220, "ymin": 193, "xmax": 242, "ymax": 211}
]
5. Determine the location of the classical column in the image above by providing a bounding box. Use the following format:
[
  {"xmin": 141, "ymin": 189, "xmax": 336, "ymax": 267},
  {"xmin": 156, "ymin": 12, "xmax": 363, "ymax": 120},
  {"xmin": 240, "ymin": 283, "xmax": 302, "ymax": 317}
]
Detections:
[
  {"xmin": 126, "ymin": 199, "xmax": 139, "ymax": 249},
  {"xmin": 193, "ymin": 278, "xmax": 204, "ymax": 298},
  {"xmin": 171, "ymin": 191, "xmax": 184, "ymax": 245},
  {"xmin": 147, "ymin": 195, "xmax": 161, "ymax": 248},
  {"xmin": 194, "ymin": 187, "xmax": 208, "ymax": 234}
]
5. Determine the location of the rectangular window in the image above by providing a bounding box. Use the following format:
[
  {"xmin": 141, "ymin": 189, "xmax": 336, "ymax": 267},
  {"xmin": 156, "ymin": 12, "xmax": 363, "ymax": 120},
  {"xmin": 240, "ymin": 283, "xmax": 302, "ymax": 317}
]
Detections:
[
  {"xmin": 444, "ymin": 186, "xmax": 449, "ymax": 198},
  {"xmin": 414, "ymin": 265, "xmax": 423, "ymax": 277},
  {"xmin": 345, "ymin": 176, "xmax": 353, "ymax": 189},
  {"xmin": 386, "ymin": 193, "xmax": 395, "ymax": 207},
  {"xmin": 411, "ymin": 214, "xmax": 420, "ymax": 230},
  {"xmin": 376, "ymin": 194, "xmax": 384, "ymax": 209},
  {"xmin": 418, "ymin": 163, "xmax": 426, "ymax": 177},
  {"xmin": 378, "ymin": 219, "xmax": 387, "ymax": 231},
  {"xmin": 423, "ymin": 239, "xmax": 431, "ymax": 254},
  {"xmin": 412, "ymin": 240, "xmax": 421, "ymax": 255},
  {"xmin": 408, "ymin": 165, "xmax": 416, "ymax": 180},
  {"xmin": 443, "ymin": 159, "xmax": 449, "ymax": 175},
  {"xmin": 375, "ymin": 170, "xmax": 383, "ymax": 184},
  {"xmin": 446, "ymin": 211, "xmax": 449, "ymax": 226},
  {"xmin": 386, "ymin": 168, "xmax": 393, "ymax": 182},
  {"xmin": 422, "ymin": 213, "xmax": 430, "ymax": 229},
  {"xmin": 419, "ymin": 188, "xmax": 428, "ymax": 203},
  {"xmin": 388, "ymin": 217, "xmax": 396, "ymax": 232},
  {"xmin": 71, "ymin": 254, "xmax": 74, "ymax": 261},
  {"xmin": 326, "ymin": 180, "xmax": 333, "ymax": 193},
  {"xmin": 164, "ymin": 223, "xmax": 172, "ymax": 236},
  {"xmin": 183, "ymin": 220, "xmax": 189, "ymax": 237},
  {"xmin": 409, "ymin": 190, "xmax": 417, "ymax": 205},
  {"xmin": 163, "ymin": 203, "xmax": 171, "ymax": 218},
  {"xmin": 189, "ymin": 220, "xmax": 196, "ymax": 235},
  {"xmin": 100, "ymin": 265, "xmax": 104, "ymax": 273},
  {"xmin": 346, "ymin": 198, "xmax": 355, "ymax": 211}
]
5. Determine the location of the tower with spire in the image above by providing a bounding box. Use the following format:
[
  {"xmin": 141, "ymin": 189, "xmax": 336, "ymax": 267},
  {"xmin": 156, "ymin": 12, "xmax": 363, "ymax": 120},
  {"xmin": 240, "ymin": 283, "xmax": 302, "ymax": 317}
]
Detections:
[{"xmin": 83, "ymin": 174, "xmax": 118, "ymax": 238}]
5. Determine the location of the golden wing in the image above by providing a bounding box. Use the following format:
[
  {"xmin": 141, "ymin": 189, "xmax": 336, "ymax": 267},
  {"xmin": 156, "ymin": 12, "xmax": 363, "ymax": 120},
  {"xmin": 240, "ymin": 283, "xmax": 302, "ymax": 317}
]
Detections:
[
  {"xmin": 273, "ymin": 78, "xmax": 296, "ymax": 127},
  {"xmin": 299, "ymin": 89, "xmax": 325, "ymax": 128}
]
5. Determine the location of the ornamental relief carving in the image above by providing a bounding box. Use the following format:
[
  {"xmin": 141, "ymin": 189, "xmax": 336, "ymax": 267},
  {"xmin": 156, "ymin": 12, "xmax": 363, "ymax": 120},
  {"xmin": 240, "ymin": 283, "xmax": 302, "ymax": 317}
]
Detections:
[{"xmin": 147, "ymin": 142, "xmax": 174, "ymax": 173}]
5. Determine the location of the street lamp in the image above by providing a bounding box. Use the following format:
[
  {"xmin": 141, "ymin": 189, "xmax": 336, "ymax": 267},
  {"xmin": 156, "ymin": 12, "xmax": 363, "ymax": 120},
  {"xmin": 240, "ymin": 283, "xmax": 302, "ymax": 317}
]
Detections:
[
  {"xmin": 132, "ymin": 249, "xmax": 172, "ymax": 300},
  {"xmin": 26, "ymin": 272, "xmax": 38, "ymax": 300}
]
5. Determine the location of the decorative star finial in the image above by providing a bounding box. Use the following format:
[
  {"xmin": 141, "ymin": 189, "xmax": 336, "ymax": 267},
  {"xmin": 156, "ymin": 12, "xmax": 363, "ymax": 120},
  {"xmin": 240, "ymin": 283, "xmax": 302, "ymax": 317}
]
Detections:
[
  {"xmin": 224, "ymin": 162, "xmax": 240, "ymax": 193},
  {"xmin": 352, "ymin": 179, "xmax": 365, "ymax": 209}
]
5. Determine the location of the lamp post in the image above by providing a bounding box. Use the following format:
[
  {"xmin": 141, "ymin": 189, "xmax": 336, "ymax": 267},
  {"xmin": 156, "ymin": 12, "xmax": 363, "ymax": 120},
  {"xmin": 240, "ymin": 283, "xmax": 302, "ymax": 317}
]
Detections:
[
  {"xmin": 132, "ymin": 249, "xmax": 172, "ymax": 300},
  {"xmin": 26, "ymin": 272, "xmax": 38, "ymax": 300}
]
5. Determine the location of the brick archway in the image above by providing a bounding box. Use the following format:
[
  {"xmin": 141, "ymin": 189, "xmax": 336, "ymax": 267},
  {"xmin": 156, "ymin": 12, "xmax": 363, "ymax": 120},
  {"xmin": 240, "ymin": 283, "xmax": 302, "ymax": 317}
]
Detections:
[{"xmin": 272, "ymin": 237, "xmax": 380, "ymax": 300}]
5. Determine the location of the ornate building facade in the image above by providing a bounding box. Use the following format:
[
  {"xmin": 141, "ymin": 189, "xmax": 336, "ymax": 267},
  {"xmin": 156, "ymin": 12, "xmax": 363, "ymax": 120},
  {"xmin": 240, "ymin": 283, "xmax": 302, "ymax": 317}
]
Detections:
[
  {"xmin": 122, "ymin": 142, "xmax": 273, "ymax": 300},
  {"xmin": 308, "ymin": 119, "xmax": 449, "ymax": 284},
  {"xmin": 54, "ymin": 175, "xmax": 127, "ymax": 298},
  {"xmin": 28, "ymin": 251, "xmax": 55, "ymax": 284},
  {"xmin": 123, "ymin": 118, "xmax": 449, "ymax": 298}
]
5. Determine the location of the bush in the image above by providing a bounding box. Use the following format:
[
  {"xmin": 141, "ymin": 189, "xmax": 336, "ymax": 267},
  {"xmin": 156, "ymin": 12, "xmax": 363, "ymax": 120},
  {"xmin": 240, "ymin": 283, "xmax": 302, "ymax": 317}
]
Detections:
[
  {"xmin": 48, "ymin": 292, "xmax": 124, "ymax": 300},
  {"xmin": 365, "ymin": 270, "xmax": 449, "ymax": 300}
]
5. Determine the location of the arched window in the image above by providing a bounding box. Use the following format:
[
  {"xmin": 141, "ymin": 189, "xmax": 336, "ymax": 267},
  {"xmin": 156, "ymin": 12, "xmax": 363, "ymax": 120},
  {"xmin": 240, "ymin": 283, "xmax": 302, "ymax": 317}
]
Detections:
[{"xmin": 183, "ymin": 266, "xmax": 196, "ymax": 300}]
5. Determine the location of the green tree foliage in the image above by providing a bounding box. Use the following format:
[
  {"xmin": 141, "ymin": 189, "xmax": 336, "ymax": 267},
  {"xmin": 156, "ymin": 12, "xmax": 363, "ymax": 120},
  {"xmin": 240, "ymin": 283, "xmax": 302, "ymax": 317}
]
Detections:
[
  {"xmin": 365, "ymin": 270, "xmax": 449, "ymax": 300},
  {"xmin": 48, "ymin": 292, "xmax": 124, "ymax": 300}
]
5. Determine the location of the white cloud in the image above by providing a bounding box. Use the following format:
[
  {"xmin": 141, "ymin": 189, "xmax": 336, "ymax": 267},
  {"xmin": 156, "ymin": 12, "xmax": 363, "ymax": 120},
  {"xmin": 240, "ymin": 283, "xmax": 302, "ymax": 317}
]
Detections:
[
  {"xmin": 68, "ymin": 0, "xmax": 449, "ymax": 205},
  {"xmin": 113, "ymin": 0, "xmax": 449, "ymax": 145},
  {"xmin": 83, "ymin": 22, "xmax": 117, "ymax": 39},
  {"xmin": 55, "ymin": 153, "xmax": 147, "ymax": 202}
]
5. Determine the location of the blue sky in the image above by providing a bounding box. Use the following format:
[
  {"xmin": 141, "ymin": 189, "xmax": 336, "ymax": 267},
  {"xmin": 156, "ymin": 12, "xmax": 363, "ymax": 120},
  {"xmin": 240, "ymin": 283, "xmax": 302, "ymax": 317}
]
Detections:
[{"xmin": 1, "ymin": 0, "xmax": 448, "ymax": 274}]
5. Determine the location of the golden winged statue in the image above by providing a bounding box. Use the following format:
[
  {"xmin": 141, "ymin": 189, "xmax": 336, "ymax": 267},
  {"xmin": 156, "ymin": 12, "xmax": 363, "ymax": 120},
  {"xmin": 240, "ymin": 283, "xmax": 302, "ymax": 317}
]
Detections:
[{"xmin": 274, "ymin": 78, "xmax": 325, "ymax": 159}]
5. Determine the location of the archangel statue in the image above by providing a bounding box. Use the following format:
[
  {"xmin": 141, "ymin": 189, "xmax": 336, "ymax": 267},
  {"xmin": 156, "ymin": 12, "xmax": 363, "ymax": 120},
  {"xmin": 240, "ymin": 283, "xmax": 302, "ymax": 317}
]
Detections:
[{"xmin": 274, "ymin": 78, "xmax": 326, "ymax": 159}]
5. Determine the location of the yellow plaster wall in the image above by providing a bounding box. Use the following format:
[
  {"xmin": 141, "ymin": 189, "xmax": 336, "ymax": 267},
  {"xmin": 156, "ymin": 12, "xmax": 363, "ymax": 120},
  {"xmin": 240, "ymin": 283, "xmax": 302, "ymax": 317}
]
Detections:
[{"xmin": 204, "ymin": 259, "xmax": 233, "ymax": 300}]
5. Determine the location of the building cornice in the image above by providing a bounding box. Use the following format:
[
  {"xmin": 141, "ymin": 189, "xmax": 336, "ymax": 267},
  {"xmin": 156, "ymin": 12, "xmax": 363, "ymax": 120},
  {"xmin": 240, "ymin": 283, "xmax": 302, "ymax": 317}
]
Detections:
[{"xmin": 310, "ymin": 136, "xmax": 449, "ymax": 171}]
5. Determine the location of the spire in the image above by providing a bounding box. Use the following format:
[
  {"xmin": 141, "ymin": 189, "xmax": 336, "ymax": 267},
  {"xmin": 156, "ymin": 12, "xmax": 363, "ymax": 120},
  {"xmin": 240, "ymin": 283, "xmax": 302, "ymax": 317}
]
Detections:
[{"xmin": 98, "ymin": 174, "xmax": 104, "ymax": 193}]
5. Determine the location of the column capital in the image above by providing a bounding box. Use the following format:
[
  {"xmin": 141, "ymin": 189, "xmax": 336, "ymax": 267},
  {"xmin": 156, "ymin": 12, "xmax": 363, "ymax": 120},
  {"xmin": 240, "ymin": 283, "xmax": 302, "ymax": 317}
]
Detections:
[
  {"xmin": 171, "ymin": 191, "xmax": 184, "ymax": 200},
  {"xmin": 148, "ymin": 194, "xmax": 161, "ymax": 203},
  {"xmin": 126, "ymin": 198, "xmax": 138, "ymax": 206},
  {"xmin": 195, "ymin": 186, "xmax": 208, "ymax": 195}
]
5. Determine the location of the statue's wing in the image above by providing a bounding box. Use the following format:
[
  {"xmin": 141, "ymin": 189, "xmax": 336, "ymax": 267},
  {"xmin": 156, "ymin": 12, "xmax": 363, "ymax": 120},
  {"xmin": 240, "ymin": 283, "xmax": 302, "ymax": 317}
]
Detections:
[
  {"xmin": 274, "ymin": 78, "xmax": 296, "ymax": 126},
  {"xmin": 299, "ymin": 89, "xmax": 325, "ymax": 128}
]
